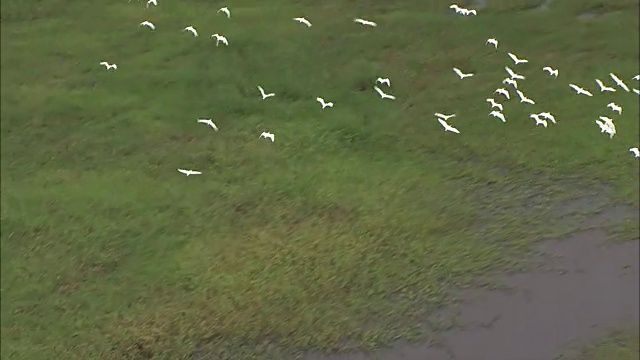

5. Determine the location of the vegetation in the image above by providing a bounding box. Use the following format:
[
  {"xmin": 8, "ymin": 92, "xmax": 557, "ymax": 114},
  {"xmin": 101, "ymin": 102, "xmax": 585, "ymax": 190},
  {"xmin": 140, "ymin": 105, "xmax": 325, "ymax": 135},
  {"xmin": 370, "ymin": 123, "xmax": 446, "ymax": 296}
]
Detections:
[{"xmin": 1, "ymin": 0, "xmax": 638, "ymax": 359}]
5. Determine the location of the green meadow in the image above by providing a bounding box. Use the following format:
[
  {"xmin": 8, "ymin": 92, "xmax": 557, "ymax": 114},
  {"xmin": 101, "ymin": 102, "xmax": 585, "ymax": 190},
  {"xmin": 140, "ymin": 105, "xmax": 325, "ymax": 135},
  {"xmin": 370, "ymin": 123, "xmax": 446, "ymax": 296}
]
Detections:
[{"xmin": 1, "ymin": 0, "xmax": 639, "ymax": 359}]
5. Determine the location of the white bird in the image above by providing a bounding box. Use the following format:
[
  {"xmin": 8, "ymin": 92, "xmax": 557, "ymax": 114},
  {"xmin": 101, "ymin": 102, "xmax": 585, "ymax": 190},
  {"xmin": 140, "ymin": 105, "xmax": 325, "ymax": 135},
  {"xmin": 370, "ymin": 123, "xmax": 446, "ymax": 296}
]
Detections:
[
  {"xmin": 260, "ymin": 131, "xmax": 275, "ymax": 142},
  {"xmin": 217, "ymin": 7, "xmax": 231, "ymax": 18},
  {"xmin": 505, "ymin": 66, "xmax": 525, "ymax": 80},
  {"xmin": 609, "ymin": 73, "xmax": 630, "ymax": 92},
  {"xmin": 178, "ymin": 169, "xmax": 202, "ymax": 176},
  {"xmin": 595, "ymin": 79, "xmax": 616, "ymax": 93},
  {"xmin": 453, "ymin": 67, "xmax": 474, "ymax": 79},
  {"xmin": 376, "ymin": 77, "xmax": 391, "ymax": 87},
  {"xmin": 462, "ymin": 9, "xmax": 477, "ymax": 16},
  {"xmin": 517, "ymin": 90, "xmax": 535, "ymax": 104},
  {"xmin": 140, "ymin": 21, "xmax": 156, "ymax": 30},
  {"xmin": 435, "ymin": 113, "xmax": 456, "ymax": 121},
  {"xmin": 99, "ymin": 62, "xmax": 117, "ymax": 70},
  {"xmin": 449, "ymin": 4, "xmax": 463, "ymax": 13},
  {"xmin": 630, "ymin": 147, "xmax": 640, "ymax": 157},
  {"xmin": 495, "ymin": 88, "xmax": 510, "ymax": 100},
  {"xmin": 183, "ymin": 26, "xmax": 198, "ymax": 37},
  {"xmin": 354, "ymin": 18, "xmax": 377, "ymax": 27},
  {"xmin": 569, "ymin": 84, "xmax": 593, "ymax": 97},
  {"xmin": 633, "ymin": 75, "xmax": 640, "ymax": 81},
  {"xmin": 607, "ymin": 102, "xmax": 622, "ymax": 115},
  {"xmin": 503, "ymin": 77, "xmax": 518, "ymax": 89},
  {"xmin": 293, "ymin": 17, "xmax": 312, "ymax": 27},
  {"xmin": 508, "ymin": 52, "xmax": 528, "ymax": 65},
  {"xmin": 486, "ymin": 38, "xmax": 498, "ymax": 49},
  {"xmin": 486, "ymin": 98, "xmax": 503, "ymax": 111},
  {"xmin": 197, "ymin": 119, "xmax": 218, "ymax": 131},
  {"xmin": 599, "ymin": 116, "xmax": 615, "ymax": 130},
  {"xmin": 257, "ymin": 86, "xmax": 275, "ymax": 100},
  {"xmin": 316, "ymin": 97, "xmax": 334, "ymax": 109},
  {"xmin": 438, "ymin": 118, "xmax": 460, "ymax": 134},
  {"xmin": 542, "ymin": 66, "xmax": 558, "ymax": 77},
  {"xmin": 538, "ymin": 112, "xmax": 556, "ymax": 124},
  {"xmin": 373, "ymin": 86, "xmax": 396, "ymax": 100},
  {"xmin": 489, "ymin": 111, "xmax": 506, "ymax": 122},
  {"xmin": 595, "ymin": 119, "xmax": 616, "ymax": 138},
  {"xmin": 211, "ymin": 34, "xmax": 229, "ymax": 46},
  {"xmin": 530, "ymin": 114, "xmax": 547, "ymax": 127},
  {"xmin": 633, "ymin": 88, "xmax": 640, "ymax": 95},
  {"xmin": 146, "ymin": 0, "xmax": 157, "ymax": 8}
]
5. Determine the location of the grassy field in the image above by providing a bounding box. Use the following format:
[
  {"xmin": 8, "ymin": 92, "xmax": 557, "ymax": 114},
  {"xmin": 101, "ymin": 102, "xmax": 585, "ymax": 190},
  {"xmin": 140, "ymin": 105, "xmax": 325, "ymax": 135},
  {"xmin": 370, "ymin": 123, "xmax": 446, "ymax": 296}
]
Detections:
[{"xmin": 1, "ymin": 0, "xmax": 639, "ymax": 359}]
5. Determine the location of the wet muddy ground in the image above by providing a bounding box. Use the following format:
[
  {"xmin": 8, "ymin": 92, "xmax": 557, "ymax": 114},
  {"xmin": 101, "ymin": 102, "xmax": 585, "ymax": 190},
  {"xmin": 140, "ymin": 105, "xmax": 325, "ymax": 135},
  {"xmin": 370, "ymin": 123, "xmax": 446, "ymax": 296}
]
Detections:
[{"xmin": 302, "ymin": 206, "xmax": 639, "ymax": 360}]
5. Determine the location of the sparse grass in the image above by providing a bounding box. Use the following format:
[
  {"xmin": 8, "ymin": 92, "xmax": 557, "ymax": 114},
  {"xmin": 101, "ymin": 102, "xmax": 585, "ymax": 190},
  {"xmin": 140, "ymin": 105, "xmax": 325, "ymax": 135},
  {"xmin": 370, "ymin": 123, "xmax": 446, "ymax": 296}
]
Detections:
[
  {"xmin": 558, "ymin": 328, "xmax": 639, "ymax": 360},
  {"xmin": 1, "ymin": 0, "xmax": 639, "ymax": 359}
]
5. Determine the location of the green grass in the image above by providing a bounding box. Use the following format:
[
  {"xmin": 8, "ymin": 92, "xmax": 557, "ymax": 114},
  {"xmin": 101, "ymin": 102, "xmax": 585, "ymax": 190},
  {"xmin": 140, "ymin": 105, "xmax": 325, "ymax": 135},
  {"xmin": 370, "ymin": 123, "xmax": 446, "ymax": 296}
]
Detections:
[
  {"xmin": 1, "ymin": 0, "xmax": 639, "ymax": 359},
  {"xmin": 558, "ymin": 328, "xmax": 639, "ymax": 360}
]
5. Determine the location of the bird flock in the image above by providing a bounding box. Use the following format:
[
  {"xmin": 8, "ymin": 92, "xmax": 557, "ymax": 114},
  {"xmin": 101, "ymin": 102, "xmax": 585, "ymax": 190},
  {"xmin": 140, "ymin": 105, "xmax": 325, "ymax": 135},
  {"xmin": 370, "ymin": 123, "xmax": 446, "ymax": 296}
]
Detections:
[{"xmin": 103, "ymin": 2, "xmax": 640, "ymax": 177}]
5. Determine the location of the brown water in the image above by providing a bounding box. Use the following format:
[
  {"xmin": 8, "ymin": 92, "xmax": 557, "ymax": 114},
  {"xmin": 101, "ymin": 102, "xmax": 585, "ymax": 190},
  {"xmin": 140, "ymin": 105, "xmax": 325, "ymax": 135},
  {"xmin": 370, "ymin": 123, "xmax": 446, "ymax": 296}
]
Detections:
[{"xmin": 302, "ymin": 224, "xmax": 639, "ymax": 360}]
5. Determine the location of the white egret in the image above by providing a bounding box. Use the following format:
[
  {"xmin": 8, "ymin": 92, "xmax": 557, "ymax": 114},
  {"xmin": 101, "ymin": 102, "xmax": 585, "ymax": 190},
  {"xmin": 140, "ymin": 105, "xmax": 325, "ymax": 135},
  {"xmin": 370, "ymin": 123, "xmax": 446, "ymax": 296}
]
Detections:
[
  {"xmin": 486, "ymin": 98, "xmax": 503, "ymax": 111},
  {"xmin": 486, "ymin": 38, "xmax": 498, "ymax": 49},
  {"xmin": 146, "ymin": 0, "xmax": 157, "ymax": 8},
  {"xmin": 607, "ymin": 102, "xmax": 622, "ymax": 115},
  {"xmin": 494, "ymin": 88, "xmax": 510, "ymax": 100},
  {"xmin": 538, "ymin": 112, "xmax": 556, "ymax": 124},
  {"xmin": 630, "ymin": 147, "xmax": 640, "ymax": 157},
  {"xmin": 218, "ymin": 7, "xmax": 231, "ymax": 18},
  {"xmin": 183, "ymin": 26, "xmax": 198, "ymax": 37},
  {"xmin": 595, "ymin": 79, "xmax": 616, "ymax": 92},
  {"xmin": 257, "ymin": 86, "xmax": 275, "ymax": 99},
  {"xmin": 316, "ymin": 97, "xmax": 334, "ymax": 109},
  {"xmin": 354, "ymin": 18, "xmax": 377, "ymax": 27},
  {"xmin": 437, "ymin": 118, "xmax": 460, "ymax": 134},
  {"xmin": 609, "ymin": 73, "xmax": 630, "ymax": 92},
  {"xmin": 293, "ymin": 17, "xmax": 312, "ymax": 27},
  {"xmin": 505, "ymin": 66, "xmax": 525, "ymax": 80},
  {"xmin": 99, "ymin": 62, "xmax": 117, "ymax": 70},
  {"xmin": 260, "ymin": 131, "xmax": 275, "ymax": 142},
  {"xmin": 373, "ymin": 86, "xmax": 396, "ymax": 100},
  {"xmin": 453, "ymin": 67, "xmax": 474, "ymax": 79},
  {"xmin": 140, "ymin": 21, "xmax": 155, "ymax": 30},
  {"xmin": 503, "ymin": 78, "xmax": 518, "ymax": 89},
  {"xmin": 211, "ymin": 34, "xmax": 229, "ymax": 46},
  {"xmin": 489, "ymin": 111, "xmax": 506, "ymax": 122},
  {"xmin": 542, "ymin": 66, "xmax": 558, "ymax": 77},
  {"xmin": 508, "ymin": 52, "xmax": 528, "ymax": 65},
  {"xmin": 569, "ymin": 84, "xmax": 593, "ymax": 97},
  {"xmin": 530, "ymin": 114, "xmax": 547, "ymax": 127},
  {"xmin": 178, "ymin": 169, "xmax": 202, "ymax": 176},
  {"xmin": 517, "ymin": 90, "xmax": 535, "ymax": 104},
  {"xmin": 197, "ymin": 119, "xmax": 218, "ymax": 131}
]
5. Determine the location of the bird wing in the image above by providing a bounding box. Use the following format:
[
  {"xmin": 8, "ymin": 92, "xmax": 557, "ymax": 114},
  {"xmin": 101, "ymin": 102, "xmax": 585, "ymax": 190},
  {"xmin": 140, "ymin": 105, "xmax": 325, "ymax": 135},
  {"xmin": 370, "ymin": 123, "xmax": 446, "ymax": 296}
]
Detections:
[
  {"xmin": 505, "ymin": 66, "xmax": 516, "ymax": 77},
  {"xmin": 257, "ymin": 86, "xmax": 266, "ymax": 96},
  {"xmin": 437, "ymin": 118, "xmax": 448, "ymax": 129},
  {"xmin": 507, "ymin": 53, "xmax": 517, "ymax": 62},
  {"xmin": 453, "ymin": 68, "xmax": 463, "ymax": 77},
  {"xmin": 595, "ymin": 79, "xmax": 605, "ymax": 89},
  {"xmin": 373, "ymin": 86, "xmax": 385, "ymax": 97},
  {"xmin": 569, "ymin": 84, "xmax": 580, "ymax": 92}
]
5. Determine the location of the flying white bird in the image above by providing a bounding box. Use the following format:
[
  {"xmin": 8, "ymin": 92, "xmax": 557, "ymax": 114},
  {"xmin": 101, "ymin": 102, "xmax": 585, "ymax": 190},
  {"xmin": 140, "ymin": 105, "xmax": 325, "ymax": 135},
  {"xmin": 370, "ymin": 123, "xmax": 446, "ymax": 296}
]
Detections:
[
  {"xmin": 183, "ymin": 26, "xmax": 198, "ymax": 37},
  {"xmin": 486, "ymin": 98, "xmax": 503, "ymax": 111},
  {"xmin": 449, "ymin": 4, "xmax": 463, "ymax": 13},
  {"xmin": 530, "ymin": 114, "xmax": 547, "ymax": 127},
  {"xmin": 218, "ymin": 7, "xmax": 231, "ymax": 18},
  {"xmin": 505, "ymin": 66, "xmax": 525, "ymax": 80},
  {"xmin": 453, "ymin": 67, "xmax": 474, "ymax": 79},
  {"xmin": 197, "ymin": 119, "xmax": 218, "ymax": 131},
  {"xmin": 538, "ymin": 112, "xmax": 556, "ymax": 124},
  {"xmin": 316, "ymin": 97, "xmax": 334, "ymax": 109},
  {"xmin": 595, "ymin": 118, "xmax": 616, "ymax": 138},
  {"xmin": 99, "ymin": 62, "xmax": 117, "ymax": 70},
  {"xmin": 178, "ymin": 169, "xmax": 202, "ymax": 176},
  {"xmin": 376, "ymin": 77, "xmax": 391, "ymax": 87},
  {"xmin": 293, "ymin": 17, "xmax": 312, "ymax": 27},
  {"xmin": 146, "ymin": 0, "xmax": 157, "ymax": 8},
  {"xmin": 595, "ymin": 79, "xmax": 616, "ymax": 92},
  {"xmin": 607, "ymin": 102, "xmax": 622, "ymax": 115},
  {"xmin": 630, "ymin": 147, "xmax": 640, "ymax": 157},
  {"xmin": 373, "ymin": 86, "xmax": 396, "ymax": 100},
  {"xmin": 542, "ymin": 66, "xmax": 558, "ymax": 77},
  {"xmin": 438, "ymin": 118, "xmax": 460, "ymax": 134},
  {"xmin": 503, "ymin": 78, "xmax": 518, "ymax": 89},
  {"xmin": 486, "ymin": 38, "xmax": 498, "ymax": 49},
  {"xmin": 140, "ymin": 21, "xmax": 155, "ymax": 30},
  {"xmin": 633, "ymin": 75, "xmax": 640, "ymax": 81},
  {"xmin": 260, "ymin": 131, "xmax": 275, "ymax": 142},
  {"xmin": 569, "ymin": 84, "xmax": 593, "ymax": 97},
  {"xmin": 489, "ymin": 111, "xmax": 506, "ymax": 122},
  {"xmin": 609, "ymin": 73, "xmax": 630, "ymax": 92},
  {"xmin": 517, "ymin": 90, "xmax": 535, "ymax": 104},
  {"xmin": 257, "ymin": 86, "xmax": 275, "ymax": 100},
  {"xmin": 211, "ymin": 34, "xmax": 229, "ymax": 46},
  {"xmin": 599, "ymin": 116, "xmax": 615, "ymax": 130},
  {"xmin": 354, "ymin": 18, "xmax": 377, "ymax": 27},
  {"xmin": 435, "ymin": 113, "xmax": 456, "ymax": 121},
  {"xmin": 508, "ymin": 52, "xmax": 528, "ymax": 65},
  {"xmin": 495, "ymin": 88, "xmax": 510, "ymax": 100}
]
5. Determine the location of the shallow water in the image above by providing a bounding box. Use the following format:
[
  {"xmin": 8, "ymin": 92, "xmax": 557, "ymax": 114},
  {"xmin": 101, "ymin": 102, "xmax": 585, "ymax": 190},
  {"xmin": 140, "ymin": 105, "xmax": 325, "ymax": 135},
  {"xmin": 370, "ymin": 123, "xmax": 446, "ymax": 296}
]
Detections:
[{"xmin": 302, "ymin": 225, "xmax": 639, "ymax": 360}]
